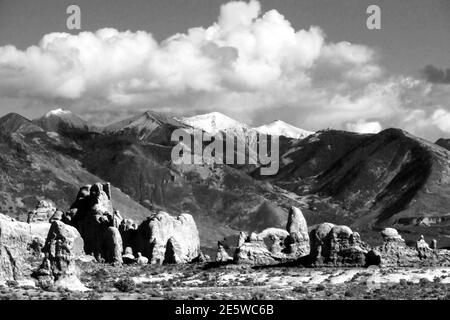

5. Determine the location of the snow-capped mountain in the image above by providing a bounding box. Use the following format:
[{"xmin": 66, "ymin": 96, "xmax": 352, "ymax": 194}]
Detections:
[
  {"xmin": 178, "ymin": 112, "xmax": 250, "ymax": 135},
  {"xmin": 180, "ymin": 113, "xmax": 313, "ymax": 140},
  {"xmin": 254, "ymin": 120, "xmax": 313, "ymax": 139},
  {"xmin": 33, "ymin": 108, "xmax": 91, "ymax": 135}
]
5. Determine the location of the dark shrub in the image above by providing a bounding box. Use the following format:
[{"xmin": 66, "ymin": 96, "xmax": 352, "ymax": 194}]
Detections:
[
  {"xmin": 114, "ymin": 278, "xmax": 136, "ymax": 292},
  {"xmin": 293, "ymin": 286, "xmax": 308, "ymax": 294}
]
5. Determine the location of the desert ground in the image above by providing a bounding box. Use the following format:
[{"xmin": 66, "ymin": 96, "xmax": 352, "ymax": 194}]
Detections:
[{"xmin": 1, "ymin": 262, "xmax": 449, "ymax": 300}]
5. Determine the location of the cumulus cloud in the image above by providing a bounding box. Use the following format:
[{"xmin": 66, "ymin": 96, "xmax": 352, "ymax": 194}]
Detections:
[
  {"xmin": 346, "ymin": 120, "xmax": 382, "ymax": 134},
  {"xmin": 0, "ymin": 0, "xmax": 449, "ymax": 141}
]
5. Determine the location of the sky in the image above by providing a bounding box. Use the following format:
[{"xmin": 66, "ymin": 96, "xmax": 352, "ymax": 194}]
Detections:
[{"xmin": 0, "ymin": 0, "xmax": 449, "ymax": 141}]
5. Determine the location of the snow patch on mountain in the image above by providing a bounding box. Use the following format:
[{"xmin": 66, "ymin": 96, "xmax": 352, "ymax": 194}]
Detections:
[
  {"xmin": 45, "ymin": 108, "xmax": 72, "ymax": 117},
  {"xmin": 178, "ymin": 112, "xmax": 250, "ymax": 134},
  {"xmin": 254, "ymin": 120, "xmax": 313, "ymax": 139}
]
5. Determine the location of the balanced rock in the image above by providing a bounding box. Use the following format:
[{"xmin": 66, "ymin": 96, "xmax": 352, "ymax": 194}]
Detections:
[
  {"xmin": 27, "ymin": 200, "xmax": 56, "ymax": 223},
  {"xmin": 136, "ymin": 212, "xmax": 201, "ymax": 264},
  {"xmin": 34, "ymin": 221, "xmax": 88, "ymax": 291}
]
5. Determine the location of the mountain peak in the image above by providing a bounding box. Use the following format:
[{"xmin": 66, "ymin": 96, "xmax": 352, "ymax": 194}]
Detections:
[
  {"xmin": 179, "ymin": 112, "xmax": 249, "ymax": 134},
  {"xmin": 254, "ymin": 120, "xmax": 313, "ymax": 139},
  {"xmin": 45, "ymin": 108, "xmax": 72, "ymax": 118},
  {"xmin": 34, "ymin": 108, "xmax": 90, "ymax": 135},
  {"xmin": 0, "ymin": 113, "xmax": 43, "ymax": 135}
]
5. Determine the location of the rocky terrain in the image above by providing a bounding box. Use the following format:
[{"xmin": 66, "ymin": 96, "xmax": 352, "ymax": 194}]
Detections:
[{"xmin": 1, "ymin": 109, "xmax": 450, "ymax": 300}]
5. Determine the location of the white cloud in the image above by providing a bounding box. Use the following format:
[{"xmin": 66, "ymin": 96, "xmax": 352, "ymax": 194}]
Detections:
[
  {"xmin": 346, "ymin": 120, "xmax": 382, "ymax": 134},
  {"xmin": 431, "ymin": 109, "xmax": 450, "ymax": 133},
  {"xmin": 0, "ymin": 0, "xmax": 449, "ymax": 141}
]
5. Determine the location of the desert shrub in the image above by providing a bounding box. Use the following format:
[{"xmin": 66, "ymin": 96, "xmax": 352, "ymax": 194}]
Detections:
[
  {"xmin": 419, "ymin": 278, "xmax": 430, "ymax": 286},
  {"xmin": 315, "ymin": 284, "xmax": 326, "ymax": 291},
  {"xmin": 87, "ymin": 291, "xmax": 102, "ymax": 300},
  {"xmin": 251, "ymin": 291, "xmax": 266, "ymax": 300},
  {"xmin": 344, "ymin": 290, "xmax": 355, "ymax": 297},
  {"xmin": 93, "ymin": 268, "xmax": 109, "ymax": 281},
  {"xmin": 293, "ymin": 286, "xmax": 308, "ymax": 294},
  {"xmin": 6, "ymin": 280, "xmax": 18, "ymax": 287},
  {"xmin": 433, "ymin": 277, "xmax": 442, "ymax": 283},
  {"xmin": 114, "ymin": 277, "xmax": 136, "ymax": 292}
]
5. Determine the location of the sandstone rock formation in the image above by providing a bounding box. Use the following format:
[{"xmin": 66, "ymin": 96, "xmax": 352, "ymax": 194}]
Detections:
[
  {"xmin": 308, "ymin": 224, "xmax": 370, "ymax": 266},
  {"xmin": 67, "ymin": 183, "xmax": 123, "ymax": 264},
  {"xmin": 431, "ymin": 239, "xmax": 437, "ymax": 250},
  {"xmin": 49, "ymin": 210, "xmax": 64, "ymax": 223},
  {"xmin": 27, "ymin": 200, "xmax": 56, "ymax": 223},
  {"xmin": 119, "ymin": 218, "xmax": 138, "ymax": 249},
  {"xmin": 135, "ymin": 211, "xmax": 201, "ymax": 264},
  {"xmin": 1, "ymin": 213, "xmax": 51, "ymax": 283},
  {"xmin": 234, "ymin": 206, "xmax": 310, "ymax": 265},
  {"xmin": 309, "ymin": 222, "xmax": 335, "ymax": 263},
  {"xmin": 215, "ymin": 242, "xmax": 233, "ymax": 262},
  {"xmin": 286, "ymin": 207, "xmax": 310, "ymax": 257},
  {"xmin": 367, "ymin": 228, "xmax": 450, "ymax": 267},
  {"xmin": 34, "ymin": 221, "xmax": 88, "ymax": 291},
  {"xmin": 416, "ymin": 235, "xmax": 432, "ymax": 259},
  {"xmin": 0, "ymin": 244, "xmax": 24, "ymax": 284}
]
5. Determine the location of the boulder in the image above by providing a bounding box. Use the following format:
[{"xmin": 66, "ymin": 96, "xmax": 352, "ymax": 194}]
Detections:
[
  {"xmin": 122, "ymin": 247, "xmax": 136, "ymax": 264},
  {"xmin": 136, "ymin": 252, "xmax": 148, "ymax": 265},
  {"xmin": 27, "ymin": 200, "xmax": 56, "ymax": 223},
  {"xmin": 34, "ymin": 221, "xmax": 88, "ymax": 291},
  {"xmin": 135, "ymin": 212, "xmax": 201, "ymax": 264}
]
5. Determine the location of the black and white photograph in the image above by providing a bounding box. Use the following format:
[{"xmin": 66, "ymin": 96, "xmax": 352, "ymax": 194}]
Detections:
[{"xmin": 0, "ymin": 0, "xmax": 450, "ymax": 310}]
